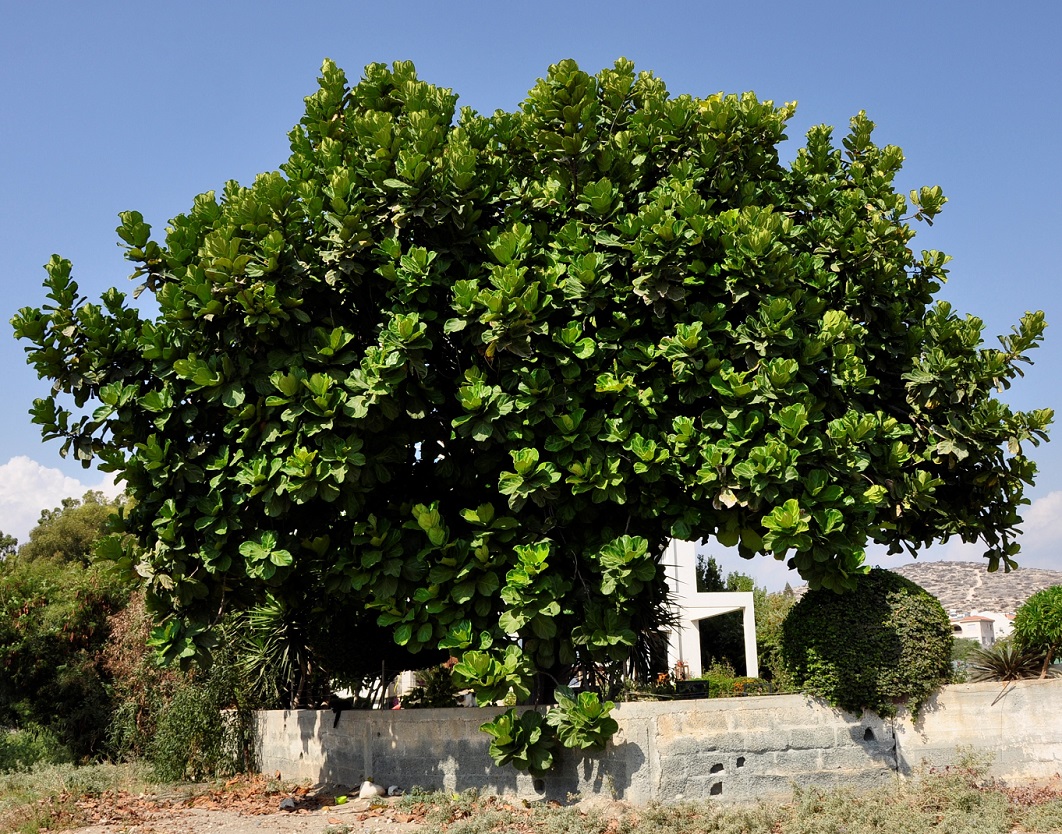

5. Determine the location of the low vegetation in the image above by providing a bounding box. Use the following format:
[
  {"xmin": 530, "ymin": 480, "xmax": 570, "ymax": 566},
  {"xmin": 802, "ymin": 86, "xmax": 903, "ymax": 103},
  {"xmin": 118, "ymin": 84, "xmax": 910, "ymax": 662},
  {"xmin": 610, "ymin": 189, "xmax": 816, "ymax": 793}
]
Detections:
[
  {"xmin": 2, "ymin": 753, "xmax": 1061, "ymax": 834},
  {"xmin": 0, "ymin": 495, "xmax": 259, "ymax": 782},
  {"xmin": 0, "ymin": 761, "xmax": 161, "ymax": 834},
  {"xmin": 967, "ymin": 638, "xmax": 1055, "ymax": 683},
  {"xmin": 401, "ymin": 754, "xmax": 1061, "ymax": 834}
]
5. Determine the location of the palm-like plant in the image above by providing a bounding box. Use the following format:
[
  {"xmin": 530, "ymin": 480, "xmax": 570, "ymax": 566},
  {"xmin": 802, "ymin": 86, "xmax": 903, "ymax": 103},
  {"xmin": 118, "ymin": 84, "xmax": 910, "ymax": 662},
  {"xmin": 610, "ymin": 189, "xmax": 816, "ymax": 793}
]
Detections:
[
  {"xmin": 233, "ymin": 595, "xmax": 319, "ymax": 709},
  {"xmin": 966, "ymin": 639, "xmax": 1053, "ymax": 682}
]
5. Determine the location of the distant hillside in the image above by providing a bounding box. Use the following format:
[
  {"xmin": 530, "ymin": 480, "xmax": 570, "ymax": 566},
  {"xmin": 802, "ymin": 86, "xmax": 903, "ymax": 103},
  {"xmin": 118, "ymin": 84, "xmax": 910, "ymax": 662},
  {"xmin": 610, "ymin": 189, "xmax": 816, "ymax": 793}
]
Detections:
[{"xmin": 890, "ymin": 561, "xmax": 1062, "ymax": 614}]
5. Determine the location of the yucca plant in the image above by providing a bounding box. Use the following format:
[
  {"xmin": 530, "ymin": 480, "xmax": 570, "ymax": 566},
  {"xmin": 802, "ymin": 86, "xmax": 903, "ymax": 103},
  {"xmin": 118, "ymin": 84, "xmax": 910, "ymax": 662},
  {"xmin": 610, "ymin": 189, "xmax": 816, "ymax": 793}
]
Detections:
[
  {"xmin": 233, "ymin": 595, "xmax": 320, "ymax": 709},
  {"xmin": 966, "ymin": 639, "xmax": 1049, "ymax": 682}
]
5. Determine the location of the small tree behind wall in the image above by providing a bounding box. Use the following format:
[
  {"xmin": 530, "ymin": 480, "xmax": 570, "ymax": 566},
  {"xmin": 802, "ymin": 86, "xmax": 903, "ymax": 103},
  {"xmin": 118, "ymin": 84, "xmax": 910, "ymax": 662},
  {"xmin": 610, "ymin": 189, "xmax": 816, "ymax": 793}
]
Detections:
[{"xmin": 1012, "ymin": 586, "xmax": 1062, "ymax": 679}]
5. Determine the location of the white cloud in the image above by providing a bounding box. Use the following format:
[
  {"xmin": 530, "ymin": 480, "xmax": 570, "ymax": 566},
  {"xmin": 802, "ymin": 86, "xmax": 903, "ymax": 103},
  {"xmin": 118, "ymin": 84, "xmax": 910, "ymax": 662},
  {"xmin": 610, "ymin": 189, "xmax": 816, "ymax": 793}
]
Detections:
[
  {"xmin": 1017, "ymin": 490, "xmax": 1062, "ymax": 550},
  {"xmin": 0, "ymin": 456, "xmax": 122, "ymax": 544}
]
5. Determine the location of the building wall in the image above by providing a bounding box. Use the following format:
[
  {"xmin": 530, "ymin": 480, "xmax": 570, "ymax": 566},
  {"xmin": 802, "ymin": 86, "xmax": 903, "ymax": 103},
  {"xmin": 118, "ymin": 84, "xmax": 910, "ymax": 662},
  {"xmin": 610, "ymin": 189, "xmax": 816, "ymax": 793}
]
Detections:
[
  {"xmin": 952, "ymin": 617, "xmax": 995, "ymax": 646},
  {"xmin": 256, "ymin": 679, "xmax": 1062, "ymax": 803},
  {"xmin": 975, "ymin": 611, "xmax": 1014, "ymax": 641}
]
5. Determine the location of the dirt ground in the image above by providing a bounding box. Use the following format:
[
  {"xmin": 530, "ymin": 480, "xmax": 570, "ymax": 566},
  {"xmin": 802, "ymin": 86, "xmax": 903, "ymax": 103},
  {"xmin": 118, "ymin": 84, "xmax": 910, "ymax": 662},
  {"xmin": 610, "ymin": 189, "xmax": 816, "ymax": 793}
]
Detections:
[
  {"xmin": 62, "ymin": 777, "xmax": 427, "ymax": 834},
  {"xmin": 70, "ymin": 800, "xmax": 423, "ymax": 834},
  {"xmin": 41, "ymin": 775, "xmax": 1062, "ymax": 834}
]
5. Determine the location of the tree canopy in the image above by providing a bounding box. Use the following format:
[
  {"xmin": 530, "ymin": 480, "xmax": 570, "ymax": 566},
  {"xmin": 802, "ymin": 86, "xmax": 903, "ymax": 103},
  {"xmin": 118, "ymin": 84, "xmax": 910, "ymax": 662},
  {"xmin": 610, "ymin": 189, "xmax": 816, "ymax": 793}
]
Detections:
[
  {"xmin": 17, "ymin": 490, "xmax": 121, "ymax": 565},
  {"xmin": 0, "ymin": 493, "xmax": 130, "ymax": 759},
  {"xmin": 12, "ymin": 59, "xmax": 1051, "ymax": 731},
  {"xmin": 1012, "ymin": 585, "xmax": 1062, "ymax": 678}
]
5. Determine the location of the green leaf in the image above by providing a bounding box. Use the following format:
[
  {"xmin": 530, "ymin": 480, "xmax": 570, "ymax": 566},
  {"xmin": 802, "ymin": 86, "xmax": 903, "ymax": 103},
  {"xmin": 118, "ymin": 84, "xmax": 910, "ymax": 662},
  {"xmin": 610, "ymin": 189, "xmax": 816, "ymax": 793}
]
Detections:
[{"xmin": 394, "ymin": 623, "xmax": 413, "ymax": 646}]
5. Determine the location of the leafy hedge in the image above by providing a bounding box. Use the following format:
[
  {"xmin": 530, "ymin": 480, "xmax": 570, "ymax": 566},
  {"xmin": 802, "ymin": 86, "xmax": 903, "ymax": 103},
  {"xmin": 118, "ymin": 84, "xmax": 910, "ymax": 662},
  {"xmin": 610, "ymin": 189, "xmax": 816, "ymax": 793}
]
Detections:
[{"xmin": 780, "ymin": 568, "xmax": 951, "ymax": 716}]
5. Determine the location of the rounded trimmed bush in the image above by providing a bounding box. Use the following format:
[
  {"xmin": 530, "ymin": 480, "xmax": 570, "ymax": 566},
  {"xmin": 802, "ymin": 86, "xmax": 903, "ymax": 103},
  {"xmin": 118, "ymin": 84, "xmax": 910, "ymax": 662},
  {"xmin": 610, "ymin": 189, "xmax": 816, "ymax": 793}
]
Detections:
[{"xmin": 780, "ymin": 568, "xmax": 951, "ymax": 716}]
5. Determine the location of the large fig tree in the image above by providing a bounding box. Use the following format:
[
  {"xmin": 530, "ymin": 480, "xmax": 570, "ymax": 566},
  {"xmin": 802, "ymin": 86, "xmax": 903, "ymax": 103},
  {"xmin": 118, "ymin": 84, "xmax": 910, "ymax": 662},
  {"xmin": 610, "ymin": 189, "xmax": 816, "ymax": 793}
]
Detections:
[{"xmin": 12, "ymin": 59, "xmax": 1050, "ymax": 749}]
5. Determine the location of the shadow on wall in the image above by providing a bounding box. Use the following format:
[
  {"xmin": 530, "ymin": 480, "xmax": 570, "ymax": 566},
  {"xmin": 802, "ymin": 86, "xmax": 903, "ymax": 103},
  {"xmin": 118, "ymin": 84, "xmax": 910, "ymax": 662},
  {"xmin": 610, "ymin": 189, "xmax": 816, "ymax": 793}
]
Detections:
[
  {"xmin": 271, "ymin": 706, "xmax": 643, "ymax": 799},
  {"xmin": 542, "ymin": 741, "xmax": 645, "ymax": 801},
  {"xmin": 258, "ymin": 681, "xmax": 1062, "ymax": 802},
  {"xmin": 907, "ymin": 687, "xmax": 949, "ymax": 741},
  {"xmin": 843, "ymin": 711, "xmax": 898, "ymax": 771},
  {"xmin": 265, "ymin": 699, "xmax": 891, "ymax": 802}
]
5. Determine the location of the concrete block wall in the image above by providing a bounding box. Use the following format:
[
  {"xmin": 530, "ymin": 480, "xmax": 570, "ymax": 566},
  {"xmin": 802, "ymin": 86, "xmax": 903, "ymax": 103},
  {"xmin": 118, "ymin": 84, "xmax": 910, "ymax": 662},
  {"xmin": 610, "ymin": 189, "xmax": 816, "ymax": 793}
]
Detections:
[
  {"xmin": 256, "ymin": 679, "xmax": 1062, "ymax": 803},
  {"xmin": 895, "ymin": 679, "xmax": 1062, "ymax": 780}
]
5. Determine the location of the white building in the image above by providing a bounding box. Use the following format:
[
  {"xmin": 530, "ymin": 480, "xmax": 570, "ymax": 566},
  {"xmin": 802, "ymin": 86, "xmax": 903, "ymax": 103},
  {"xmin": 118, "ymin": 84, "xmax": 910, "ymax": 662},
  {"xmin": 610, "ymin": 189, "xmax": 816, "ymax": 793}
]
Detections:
[
  {"xmin": 662, "ymin": 539, "xmax": 758, "ymax": 678},
  {"xmin": 951, "ymin": 615, "xmax": 995, "ymax": 646},
  {"xmin": 949, "ymin": 610, "xmax": 1016, "ymax": 647}
]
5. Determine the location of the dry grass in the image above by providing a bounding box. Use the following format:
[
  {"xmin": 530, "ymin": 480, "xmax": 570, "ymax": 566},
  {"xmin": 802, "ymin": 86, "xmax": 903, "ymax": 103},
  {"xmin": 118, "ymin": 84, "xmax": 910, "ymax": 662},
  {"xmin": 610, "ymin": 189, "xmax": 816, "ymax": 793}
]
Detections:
[
  {"xmin": 0, "ymin": 761, "xmax": 161, "ymax": 833},
  {"xmin": 3, "ymin": 754, "xmax": 1062, "ymax": 834},
  {"xmin": 403, "ymin": 754, "xmax": 1062, "ymax": 834}
]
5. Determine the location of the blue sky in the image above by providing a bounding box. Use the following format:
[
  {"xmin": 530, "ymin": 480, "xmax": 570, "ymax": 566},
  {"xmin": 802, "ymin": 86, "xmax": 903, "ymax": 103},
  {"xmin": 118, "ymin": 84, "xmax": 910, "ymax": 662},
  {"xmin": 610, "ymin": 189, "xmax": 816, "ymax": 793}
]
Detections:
[{"xmin": 2, "ymin": 1, "xmax": 1060, "ymax": 588}]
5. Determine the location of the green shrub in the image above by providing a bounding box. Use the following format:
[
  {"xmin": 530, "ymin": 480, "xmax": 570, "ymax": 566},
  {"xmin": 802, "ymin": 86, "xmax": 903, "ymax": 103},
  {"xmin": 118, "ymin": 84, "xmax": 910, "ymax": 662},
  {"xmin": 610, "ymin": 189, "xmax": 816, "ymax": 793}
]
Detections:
[
  {"xmin": 732, "ymin": 676, "xmax": 772, "ymax": 696},
  {"xmin": 0, "ymin": 725, "xmax": 71, "ymax": 772},
  {"xmin": 0, "ymin": 554, "xmax": 130, "ymax": 760},
  {"xmin": 780, "ymin": 568, "xmax": 951, "ymax": 717},
  {"xmin": 755, "ymin": 588, "xmax": 799, "ymax": 690},
  {"xmin": 699, "ymin": 659, "xmax": 739, "ymax": 697},
  {"xmin": 102, "ymin": 591, "xmax": 183, "ymax": 761},
  {"xmin": 1012, "ymin": 585, "xmax": 1062, "ymax": 679},
  {"xmin": 479, "ymin": 709, "xmax": 555, "ymax": 775},
  {"xmin": 148, "ymin": 640, "xmax": 257, "ymax": 781},
  {"xmin": 400, "ymin": 663, "xmax": 460, "ymax": 709},
  {"xmin": 950, "ymin": 637, "xmax": 981, "ymax": 683},
  {"xmin": 546, "ymin": 687, "xmax": 618, "ymax": 751},
  {"xmin": 150, "ymin": 682, "xmax": 225, "ymax": 781}
]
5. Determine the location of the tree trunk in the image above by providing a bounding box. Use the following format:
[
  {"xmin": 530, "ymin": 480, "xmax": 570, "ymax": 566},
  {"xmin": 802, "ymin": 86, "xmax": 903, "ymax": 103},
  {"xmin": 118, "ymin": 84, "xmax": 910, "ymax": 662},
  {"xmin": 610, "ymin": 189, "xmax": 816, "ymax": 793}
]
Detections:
[{"xmin": 1039, "ymin": 645, "xmax": 1055, "ymax": 680}]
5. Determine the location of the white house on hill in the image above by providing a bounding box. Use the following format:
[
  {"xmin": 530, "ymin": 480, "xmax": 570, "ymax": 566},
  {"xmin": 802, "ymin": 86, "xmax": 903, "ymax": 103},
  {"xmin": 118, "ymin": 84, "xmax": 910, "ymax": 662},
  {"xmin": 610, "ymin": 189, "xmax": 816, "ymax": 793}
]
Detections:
[{"xmin": 950, "ymin": 611, "xmax": 1015, "ymax": 647}]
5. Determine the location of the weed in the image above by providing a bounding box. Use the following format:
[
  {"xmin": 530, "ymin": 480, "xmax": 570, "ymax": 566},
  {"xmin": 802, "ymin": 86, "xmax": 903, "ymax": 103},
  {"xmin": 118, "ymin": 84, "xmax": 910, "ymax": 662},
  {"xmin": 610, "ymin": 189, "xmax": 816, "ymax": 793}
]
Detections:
[
  {"xmin": 1020, "ymin": 799, "xmax": 1062, "ymax": 833},
  {"xmin": 398, "ymin": 757, "xmax": 1061, "ymax": 834},
  {"xmin": 3, "ymin": 753, "xmax": 1060, "ymax": 834},
  {"xmin": 0, "ymin": 761, "xmax": 158, "ymax": 834}
]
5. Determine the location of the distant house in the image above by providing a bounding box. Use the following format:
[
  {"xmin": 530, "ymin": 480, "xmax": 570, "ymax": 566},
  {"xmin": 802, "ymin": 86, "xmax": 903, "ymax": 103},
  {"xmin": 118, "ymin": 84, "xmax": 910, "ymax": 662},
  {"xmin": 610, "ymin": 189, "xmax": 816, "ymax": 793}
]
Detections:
[
  {"xmin": 949, "ymin": 610, "xmax": 1015, "ymax": 647},
  {"xmin": 951, "ymin": 615, "xmax": 995, "ymax": 646}
]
